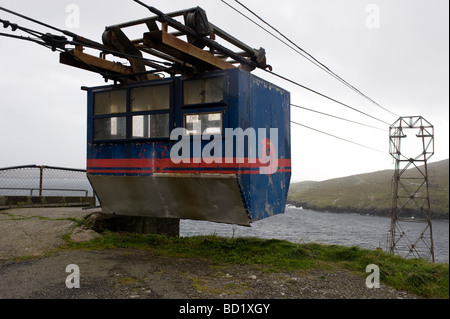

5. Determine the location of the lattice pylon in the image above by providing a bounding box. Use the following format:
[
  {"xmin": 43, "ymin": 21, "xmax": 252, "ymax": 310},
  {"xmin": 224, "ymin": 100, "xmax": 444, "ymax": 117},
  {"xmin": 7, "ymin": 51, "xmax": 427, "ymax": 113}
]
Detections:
[{"xmin": 388, "ymin": 116, "xmax": 435, "ymax": 263}]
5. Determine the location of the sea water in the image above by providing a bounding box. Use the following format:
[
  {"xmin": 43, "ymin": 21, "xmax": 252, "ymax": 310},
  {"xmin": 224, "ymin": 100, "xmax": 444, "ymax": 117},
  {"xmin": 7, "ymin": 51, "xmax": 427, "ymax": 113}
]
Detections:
[{"xmin": 180, "ymin": 206, "xmax": 449, "ymax": 263}]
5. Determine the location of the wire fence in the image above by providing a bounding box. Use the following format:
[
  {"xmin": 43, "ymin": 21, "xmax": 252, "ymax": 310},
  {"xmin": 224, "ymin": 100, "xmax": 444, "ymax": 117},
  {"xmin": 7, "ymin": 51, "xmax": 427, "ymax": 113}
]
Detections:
[{"xmin": 0, "ymin": 165, "xmax": 96, "ymax": 209}]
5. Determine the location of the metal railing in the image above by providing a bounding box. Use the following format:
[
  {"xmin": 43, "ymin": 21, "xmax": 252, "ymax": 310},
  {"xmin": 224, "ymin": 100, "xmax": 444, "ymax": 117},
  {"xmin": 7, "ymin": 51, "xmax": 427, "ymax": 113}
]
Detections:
[
  {"xmin": 0, "ymin": 187, "xmax": 90, "ymax": 197},
  {"xmin": 0, "ymin": 165, "xmax": 96, "ymax": 208}
]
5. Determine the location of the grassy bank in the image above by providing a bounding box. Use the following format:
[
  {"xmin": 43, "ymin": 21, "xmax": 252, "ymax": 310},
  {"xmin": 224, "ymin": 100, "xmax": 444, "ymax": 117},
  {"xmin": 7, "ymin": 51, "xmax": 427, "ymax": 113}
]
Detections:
[
  {"xmin": 288, "ymin": 159, "xmax": 449, "ymax": 218},
  {"xmin": 60, "ymin": 232, "xmax": 449, "ymax": 299}
]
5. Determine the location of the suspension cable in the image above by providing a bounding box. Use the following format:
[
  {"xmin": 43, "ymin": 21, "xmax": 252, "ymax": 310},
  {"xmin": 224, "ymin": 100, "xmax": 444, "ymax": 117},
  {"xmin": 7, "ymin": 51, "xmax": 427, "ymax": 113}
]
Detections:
[
  {"xmin": 266, "ymin": 69, "xmax": 390, "ymax": 126},
  {"xmin": 291, "ymin": 120, "xmax": 387, "ymax": 154},
  {"xmin": 221, "ymin": 0, "xmax": 399, "ymax": 118},
  {"xmin": 291, "ymin": 104, "xmax": 387, "ymax": 131}
]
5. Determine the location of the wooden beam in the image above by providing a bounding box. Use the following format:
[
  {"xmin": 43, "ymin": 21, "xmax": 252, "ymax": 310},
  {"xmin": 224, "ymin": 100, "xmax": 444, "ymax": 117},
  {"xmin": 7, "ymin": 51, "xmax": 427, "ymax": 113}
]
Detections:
[
  {"xmin": 143, "ymin": 30, "xmax": 235, "ymax": 72},
  {"xmin": 59, "ymin": 49, "xmax": 159, "ymax": 81}
]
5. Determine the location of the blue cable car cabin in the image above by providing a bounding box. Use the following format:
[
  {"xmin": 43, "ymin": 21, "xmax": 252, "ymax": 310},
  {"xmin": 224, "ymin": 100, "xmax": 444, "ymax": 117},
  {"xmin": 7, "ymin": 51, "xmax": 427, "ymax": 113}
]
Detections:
[{"xmin": 86, "ymin": 68, "xmax": 290, "ymax": 226}]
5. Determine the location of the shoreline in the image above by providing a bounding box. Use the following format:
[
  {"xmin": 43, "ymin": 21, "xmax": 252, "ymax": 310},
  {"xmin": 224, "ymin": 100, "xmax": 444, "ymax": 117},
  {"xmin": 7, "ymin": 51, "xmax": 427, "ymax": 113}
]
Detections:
[{"xmin": 286, "ymin": 200, "xmax": 449, "ymax": 221}]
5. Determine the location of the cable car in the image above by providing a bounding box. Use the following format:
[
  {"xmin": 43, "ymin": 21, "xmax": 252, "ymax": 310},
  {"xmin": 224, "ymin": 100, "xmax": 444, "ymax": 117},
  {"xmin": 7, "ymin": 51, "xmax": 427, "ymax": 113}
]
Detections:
[{"xmin": 86, "ymin": 67, "xmax": 291, "ymax": 226}]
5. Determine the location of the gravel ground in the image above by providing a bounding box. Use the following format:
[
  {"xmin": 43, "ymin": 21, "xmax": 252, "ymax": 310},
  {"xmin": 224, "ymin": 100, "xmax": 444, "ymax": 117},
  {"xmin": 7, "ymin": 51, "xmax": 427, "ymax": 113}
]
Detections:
[
  {"xmin": 0, "ymin": 208, "xmax": 421, "ymax": 300},
  {"xmin": 0, "ymin": 249, "xmax": 420, "ymax": 299}
]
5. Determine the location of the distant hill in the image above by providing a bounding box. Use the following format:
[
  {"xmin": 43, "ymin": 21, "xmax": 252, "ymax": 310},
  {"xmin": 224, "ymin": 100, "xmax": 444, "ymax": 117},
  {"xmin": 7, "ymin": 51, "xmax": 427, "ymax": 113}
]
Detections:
[{"xmin": 287, "ymin": 159, "xmax": 449, "ymax": 219}]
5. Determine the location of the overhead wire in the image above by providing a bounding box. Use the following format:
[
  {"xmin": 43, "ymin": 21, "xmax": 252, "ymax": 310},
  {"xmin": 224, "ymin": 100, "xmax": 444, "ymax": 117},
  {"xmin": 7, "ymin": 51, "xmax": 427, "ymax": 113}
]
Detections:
[
  {"xmin": 0, "ymin": 6, "xmax": 77, "ymax": 38},
  {"xmin": 290, "ymin": 120, "xmax": 387, "ymax": 154},
  {"xmin": 266, "ymin": 69, "xmax": 391, "ymax": 126},
  {"xmin": 230, "ymin": 0, "xmax": 400, "ymax": 118},
  {"xmin": 291, "ymin": 104, "xmax": 387, "ymax": 131},
  {"xmin": 0, "ymin": 26, "xmax": 113, "ymax": 81},
  {"xmin": 0, "ymin": 10, "xmax": 175, "ymax": 78},
  {"xmin": 0, "ymin": 16, "xmax": 131, "ymax": 82},
  {"xmin": 217, "ymin": 1, "xmax": 391, "ymax": 126},
  {"xmin": 217, "ymin": 1, "xmax": 391, "ymax": 152},
  {"xmin": 0, "ymin": 6, "xmax": 174, "ymax": 63},
  {"xmin": 0, "ymin": 31, "xmax": 45, "ymax": 46},
  {"xmin": 218, "ymin": 0, "xmax": 301, "ymax": 56}
]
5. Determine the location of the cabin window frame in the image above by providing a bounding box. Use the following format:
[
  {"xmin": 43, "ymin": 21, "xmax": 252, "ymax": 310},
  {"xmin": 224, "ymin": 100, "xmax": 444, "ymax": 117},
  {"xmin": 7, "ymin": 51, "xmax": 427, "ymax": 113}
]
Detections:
[
  {"xmin": 182, "ymin": 76, "xmax": 225, "ymax": 106},
  {"xmin": 183, "ymin": 111, "xmax": 224, "ymax": 136},
  {"xmin": 130, "ymin": 83, "xmax": 171, "ymax": 140},
  {"xmin": 181, "ymin": 75, "xmax": 227, "ymax": 137},
  {"xmin": 91, "ymin": 81, "xmax": 173, "ymax": 142}
]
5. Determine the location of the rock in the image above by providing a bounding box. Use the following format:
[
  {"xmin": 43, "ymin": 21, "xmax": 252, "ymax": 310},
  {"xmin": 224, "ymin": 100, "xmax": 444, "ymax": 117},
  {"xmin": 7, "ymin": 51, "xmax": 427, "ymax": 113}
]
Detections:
[{"xmin": 70, "ymin": 227, "xmax": 102, "ymax": 243}]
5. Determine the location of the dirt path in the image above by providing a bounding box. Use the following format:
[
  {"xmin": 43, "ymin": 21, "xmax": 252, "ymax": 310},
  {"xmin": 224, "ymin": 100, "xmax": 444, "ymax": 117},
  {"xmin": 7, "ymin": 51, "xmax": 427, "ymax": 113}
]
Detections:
[{"xmin": 0, "ymin": 208, "xmax": 420, "ymax": 299}]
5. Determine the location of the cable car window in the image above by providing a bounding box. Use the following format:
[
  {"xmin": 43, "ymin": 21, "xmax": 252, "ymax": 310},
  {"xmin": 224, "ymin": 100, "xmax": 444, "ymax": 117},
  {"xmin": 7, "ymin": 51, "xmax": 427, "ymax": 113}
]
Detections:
[
  {"xmin": 94, "ymin": 90, "xmax": 126, "ymax": 115},
  {"xmin": 91, "ymin": 83, "xmax": 172, "ymax": 142},
  {"xmin": 183, "ymin": 77, "xmax": 223, "ymax": 105},
  {"xmin": 184, "ymin": 112, "xmax": 222, "ymax": 135},
  {"xmin": 94, "ymin": 117, "xmax": 126, "ymax": 140},
  {"xmin": 132, "ymin": 113, "xmax": 170, "ymax": 138},
  {"xmin": 131, "ymin": 85, "xmax": 170, "ymax": 111}
]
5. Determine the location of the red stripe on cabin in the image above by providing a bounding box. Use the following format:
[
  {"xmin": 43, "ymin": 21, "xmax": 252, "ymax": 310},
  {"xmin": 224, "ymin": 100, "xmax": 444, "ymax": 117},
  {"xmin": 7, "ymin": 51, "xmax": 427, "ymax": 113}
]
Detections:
[{"xmin": 86, "ymin": 158, "xmax": 291, "ymax": 174}]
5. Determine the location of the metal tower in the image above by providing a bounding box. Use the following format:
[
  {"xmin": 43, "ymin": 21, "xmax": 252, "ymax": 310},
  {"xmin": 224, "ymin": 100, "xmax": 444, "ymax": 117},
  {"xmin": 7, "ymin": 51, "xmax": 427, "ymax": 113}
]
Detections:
[{"xmin": 388, "ymin": 116, "xmax": 435, "ymax": 262}]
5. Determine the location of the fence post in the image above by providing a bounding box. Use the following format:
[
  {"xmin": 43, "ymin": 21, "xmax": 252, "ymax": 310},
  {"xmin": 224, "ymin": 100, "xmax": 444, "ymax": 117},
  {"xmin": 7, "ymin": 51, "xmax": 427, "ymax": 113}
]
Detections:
[{"xmin": 39, "ymin": 166, "xmax": 44, "ymax": 197}]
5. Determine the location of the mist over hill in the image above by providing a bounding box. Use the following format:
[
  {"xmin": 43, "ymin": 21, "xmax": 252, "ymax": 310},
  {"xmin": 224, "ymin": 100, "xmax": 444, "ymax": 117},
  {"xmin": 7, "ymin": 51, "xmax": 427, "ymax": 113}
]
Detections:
[{"xmin": 287, "ymin": 159, "xmax": 449, "ymax": 219}]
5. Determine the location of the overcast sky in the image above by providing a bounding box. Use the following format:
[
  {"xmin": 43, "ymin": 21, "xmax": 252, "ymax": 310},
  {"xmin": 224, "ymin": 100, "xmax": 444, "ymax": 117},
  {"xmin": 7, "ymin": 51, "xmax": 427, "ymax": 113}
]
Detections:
[{"xmin": 0, "ymin": 0, "xmax": 448, "ymax": 182}]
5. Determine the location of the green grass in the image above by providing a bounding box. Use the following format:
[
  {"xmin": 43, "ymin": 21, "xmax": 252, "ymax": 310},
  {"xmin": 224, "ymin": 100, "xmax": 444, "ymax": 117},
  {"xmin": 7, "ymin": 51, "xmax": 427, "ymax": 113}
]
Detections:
[{"xmin": 59, "ymin": 232, "xmax": 449, "ymax": 299}]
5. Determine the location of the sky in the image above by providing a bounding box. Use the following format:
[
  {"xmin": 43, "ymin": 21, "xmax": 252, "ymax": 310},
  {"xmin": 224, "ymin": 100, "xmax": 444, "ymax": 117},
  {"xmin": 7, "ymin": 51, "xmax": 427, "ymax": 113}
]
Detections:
[{"xmin": 0, "ymin": 0, "xmax": 448, "ymax": 182}]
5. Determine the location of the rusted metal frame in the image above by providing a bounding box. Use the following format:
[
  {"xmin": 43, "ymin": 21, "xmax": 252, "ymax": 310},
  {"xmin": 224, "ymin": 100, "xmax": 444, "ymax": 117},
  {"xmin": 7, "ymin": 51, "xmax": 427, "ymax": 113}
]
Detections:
[
  {"xmin": 69, "ymin": 34, "xmax": 168, "ymax": 72},
  {"xmin": 400, "ymin": 223, "xmax": 432, "ymax": 258},
  {"xmin": 420, "ymin": 131, "xmax": 435, "ymax": 261},
  {"xmin": 135, "ymin": 45, "xmax": 195, "ymax": 75},
  {"xmin": 71, "ymin": 35, "xmax": 108, "ymax": 52},
  {"xmin": 129, "ymin": 30, "xmax": 194, "ymax": 46},
  {"xmin": 106, "ymin": 7, "xmax": 200, "ymax": 30},
  {"xmin": 210, "ymin": 23, "xmax": 254, "ymax": 54},
  {"xmin": 397, "ymin": 182, "xmax": 426, "ymax": 213},
  {"xmin": 207, "ymin": 23, "xmax": 269, "ymax": 69},
  {"xmin": 99, "ymin": 46, "xmax": 170, "ymax": 72},
  {"xmin": 107, "ymin": 66, "xmax": 177, "ymax": 81},
  {"xmin": 69, "ymin": 28, "xmax": 168, "ymax": 81},
  {"xmin": 102, "ymin": 26, "xmax": 149, "ymax": 81},
  {"xmin": 134, "ymin": 1, "xmax": 258, "ymax": 71},
  {"xmin": 135, "ymin": 44, "xmax": 185, "ymax": 64},
  {"xmin": 106, "ymin": 5, "xmax": 266, "ymax": 71}
]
